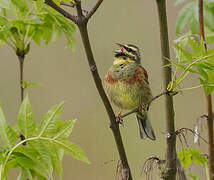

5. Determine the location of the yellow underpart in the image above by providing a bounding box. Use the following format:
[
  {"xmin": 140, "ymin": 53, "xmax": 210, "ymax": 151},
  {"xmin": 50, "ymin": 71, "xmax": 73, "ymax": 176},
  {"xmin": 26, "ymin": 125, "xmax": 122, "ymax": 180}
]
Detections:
[{"xmin": 113, "ymin": 57, "xmax": 134, "ymax": 67}]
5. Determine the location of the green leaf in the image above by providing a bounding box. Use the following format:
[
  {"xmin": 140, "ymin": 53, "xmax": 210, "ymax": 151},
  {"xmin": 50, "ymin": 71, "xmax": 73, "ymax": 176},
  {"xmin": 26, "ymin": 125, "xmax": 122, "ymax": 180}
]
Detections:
[
  {"xmin": 0, "ymin": 105, "xmax": 17, "ymax": 148},
  {"xmin": 35, "ymin": 0, "xmax": 44, "ymax": 13},
  {"xmin": 197, "ymin": 67, "xmax": 208, "ymax": 80},
  {"xmin": 0, "ymin": 0, "xmax": 11, "ymax": 9},
  {"xmin": 189, "ymin": 174, "xmax": 200, "ymax": 180},
  {"xmin": 18, "ymin": 95, "xmax": 36, "ymax": 138},
  {"xmin": 187, "ymin": 36, "xmax": 200, "ymax": 56},
  {"xmin": 179, "ymin": 148, "xmax": 208, "ymax": 168},
  {"xmin": 199, "ymin": 78, "xmax": 214, "ymax": 96},
  {"xmin": 174, "ymin": 43, "xmax": 193, "ymax": 62},
  {"xmin": 54, "ymin": 14, "xmax": 76, "ymax": 50},
  {"xmin": 0, "ymin": 16, "xmax": 9, "ymax": 26},
  {"xmin": 28, "ymin": 141, "xmax": 52, "ymax": 178},
  {"xmin": 178, "ymin": 150, "xmax": 193, "ymax": 168},
  {"xmin": 10, "ymin": 0, "xmax": 29, "ymax": 17},
  {"xmin": 44, "ymin": 143, "xmax": 63, "ymax": 177},
  {"xmin": 53, "ymin": 120, "xmax": 77, "ymax": 140},
  {"xmin": 22, "ymin": 81, "xmax": 41, "ymax": 89},
  {"xmin": 7, "ymin": 153, "xmax": 35, "ymax": 169},
  {"xmin": 38, "ymin": 102, "xmax": 64, "ymax": 137},
  {"xmin": 176, "ymin": 2, "xmax": 195, "ymax": 34},
  {"xmin": 17, "ymin": 168, "xmax": 33, "ymax": 180},
  {"xmin": 206, "ymin": 34, "xmax": 214, "ymax": 44},
  {"xmin": 53, "ymin": 139, "xmax": 90, "ymax": 164},
  {"xmin": 190, "ymin": 18, "xmax": 200, "ymax": 34},
  {"xmin": 204, "ymin": 3, "xmax": 214, "ymax": 31}
]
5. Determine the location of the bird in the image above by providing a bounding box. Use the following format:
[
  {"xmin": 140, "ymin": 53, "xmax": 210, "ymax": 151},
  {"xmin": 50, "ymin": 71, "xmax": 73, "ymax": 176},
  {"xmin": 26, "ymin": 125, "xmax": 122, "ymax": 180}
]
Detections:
[{"xmin": 105, "ymin": 43, "xmax": 156, "ymax": 140}]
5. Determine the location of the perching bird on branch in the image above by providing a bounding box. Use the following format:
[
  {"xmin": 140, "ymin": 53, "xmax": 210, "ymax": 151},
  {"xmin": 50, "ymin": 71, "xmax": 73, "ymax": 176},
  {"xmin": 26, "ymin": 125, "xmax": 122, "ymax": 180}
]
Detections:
[{"xmin": 105, "ymin": 43, "xmax": 156, "ymax": 140}]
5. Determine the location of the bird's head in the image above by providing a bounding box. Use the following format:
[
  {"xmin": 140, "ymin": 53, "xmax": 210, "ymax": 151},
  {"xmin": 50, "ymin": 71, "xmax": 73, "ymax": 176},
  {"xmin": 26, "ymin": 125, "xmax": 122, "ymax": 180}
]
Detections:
[{"xmin": 114, "ymin": 43, "xmax": 141, "ymax": 66}]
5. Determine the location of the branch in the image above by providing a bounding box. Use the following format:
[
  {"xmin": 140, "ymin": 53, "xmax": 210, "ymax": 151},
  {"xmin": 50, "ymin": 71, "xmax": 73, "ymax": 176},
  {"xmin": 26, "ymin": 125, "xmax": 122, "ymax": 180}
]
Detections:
[
  {"xmin": 121, "ymin": 91, "xmax": 170, "ymax": 119},
  {"xmin": 17, "ymin": 53, "xmax": 25, "ymax": 102},
  {"xmin": 78, "ymin": 24, "xmax": 132, "ymax": 180},
  {"xmin": 155, "ymin": 0, "xmax": 177, "ymax": 179},
  {"xmin": 121, "ymin": 109, "xmax": 138, "ymax": 119},
  {"xmin": 198, "ymin": 0, "xmax": 214, "ymax": 179},
  {"xmin": 147, "ymin": 91, "xmax": 169, "ymax": 110},
  {"xmin": 74, "ymin": 0, "xmax": 84, "ymax": 20},
  {"xmin": 60, "ymin": 1, "xmax": 75, "ymax": 8},
  {"xmin": 46, "ymin": 0, "xmax": 133, "ymax": 179},
  {"xmin": 60, "ymin": 1, "xmax": 88, "ymax": 14},
  {"xmin": 86, "ymin": 0, "xmax": 103, "ymax": 20},
  {"xmin": 45, "ymin": 0, "xmax": 77, "ymax": 23}
]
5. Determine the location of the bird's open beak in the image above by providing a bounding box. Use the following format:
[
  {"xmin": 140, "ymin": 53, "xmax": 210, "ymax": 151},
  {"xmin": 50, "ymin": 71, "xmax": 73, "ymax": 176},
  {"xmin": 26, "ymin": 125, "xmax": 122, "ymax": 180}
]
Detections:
[
  {"xmin": 115, "ymin": 49, "xmax": 122, "ymax": 54},
  {"xmin": 115, "ymin": 43, "xmax": 125, "ymax": 54}
]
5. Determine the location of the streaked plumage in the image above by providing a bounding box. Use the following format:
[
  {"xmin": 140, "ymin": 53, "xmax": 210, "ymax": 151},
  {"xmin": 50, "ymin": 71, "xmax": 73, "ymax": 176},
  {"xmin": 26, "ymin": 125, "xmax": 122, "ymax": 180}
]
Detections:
[{"xmin": 105, "ymin": 44, "xmax": 156, "ymax": 140}]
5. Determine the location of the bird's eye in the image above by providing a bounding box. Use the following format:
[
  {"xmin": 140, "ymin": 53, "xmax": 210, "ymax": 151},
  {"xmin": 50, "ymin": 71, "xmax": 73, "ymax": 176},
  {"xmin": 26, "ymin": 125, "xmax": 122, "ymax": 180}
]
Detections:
[{"xmin": 123, "ymin": 57, "xmax": 127, "ymax": 60}]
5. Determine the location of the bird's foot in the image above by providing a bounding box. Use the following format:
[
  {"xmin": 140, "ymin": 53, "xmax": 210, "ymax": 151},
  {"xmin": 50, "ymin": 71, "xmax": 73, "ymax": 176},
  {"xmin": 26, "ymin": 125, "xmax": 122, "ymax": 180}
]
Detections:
[
  {"xmin": 115, "ymin": 112, "xmax": 123, "ymax": 125},
  {"xmin": 139, "ymin": 104, "xmax": 146, "ymax": 111}
]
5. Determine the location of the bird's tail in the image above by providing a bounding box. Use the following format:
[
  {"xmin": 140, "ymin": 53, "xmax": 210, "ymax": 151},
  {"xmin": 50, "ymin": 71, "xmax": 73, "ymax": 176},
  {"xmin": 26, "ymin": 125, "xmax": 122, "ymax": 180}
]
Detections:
[{"xmin": 136, "ymin": 110, "xmax": 156, "ymax": 140}]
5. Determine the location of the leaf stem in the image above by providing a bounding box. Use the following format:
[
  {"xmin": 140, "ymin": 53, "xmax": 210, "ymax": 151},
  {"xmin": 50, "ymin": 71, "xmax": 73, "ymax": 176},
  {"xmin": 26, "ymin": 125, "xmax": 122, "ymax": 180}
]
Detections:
[
  {"xmin": 177, "ymin": 85, "xmax": 203, "ymax": 92},
  {"xmin": 0, "ymin": 136, "xmax": 65, "ymax": 179}
]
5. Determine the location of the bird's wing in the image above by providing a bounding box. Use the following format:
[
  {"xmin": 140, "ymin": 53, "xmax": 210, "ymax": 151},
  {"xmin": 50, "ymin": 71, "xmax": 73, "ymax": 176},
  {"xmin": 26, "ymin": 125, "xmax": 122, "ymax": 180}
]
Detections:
[{"xmin": 136, "ymin": 65, "xmax": 149, "ymax": 85}]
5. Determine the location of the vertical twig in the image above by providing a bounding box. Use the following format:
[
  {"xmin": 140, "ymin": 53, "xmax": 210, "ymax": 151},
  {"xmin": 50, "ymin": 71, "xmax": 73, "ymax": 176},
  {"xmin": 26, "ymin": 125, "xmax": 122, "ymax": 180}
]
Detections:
[
  {"xmin": 198, "ymin": 0, "xmax": 214, "ymax": 179},
  {"xmin": 17, "ymin": 54, "xmax": 25, "ymax": 102},
  {"xmin": 16, "ymin": 48, "xmax": 26, "ymax": 102},
  {"xmin": 45, "ymin": 0, "xmax": 133, "ymax": 179},
  {"xmin": 155, "ymin": 0, "xmax": 177, "ymax": 179}
]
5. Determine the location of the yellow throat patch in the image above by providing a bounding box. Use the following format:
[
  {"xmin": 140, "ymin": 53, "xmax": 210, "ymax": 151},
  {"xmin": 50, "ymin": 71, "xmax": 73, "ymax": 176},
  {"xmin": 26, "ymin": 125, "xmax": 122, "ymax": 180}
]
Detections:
[{"xmin": 113, "ymin": 57, "xmax": 134, "ymax": 67}]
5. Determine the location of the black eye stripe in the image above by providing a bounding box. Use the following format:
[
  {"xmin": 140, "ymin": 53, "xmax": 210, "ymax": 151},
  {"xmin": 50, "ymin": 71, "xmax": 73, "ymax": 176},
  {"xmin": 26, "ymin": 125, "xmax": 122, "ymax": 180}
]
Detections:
[{"xmin": 124, "ymin": 46, "xmax": 135, "ymax": 53}]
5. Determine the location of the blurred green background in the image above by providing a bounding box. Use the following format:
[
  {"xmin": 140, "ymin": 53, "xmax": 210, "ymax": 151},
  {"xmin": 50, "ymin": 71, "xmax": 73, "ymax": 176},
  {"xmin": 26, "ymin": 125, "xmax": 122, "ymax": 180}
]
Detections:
[{"xmin": 0, "ymin": 0, "xmax": 210, "ymax": 179}]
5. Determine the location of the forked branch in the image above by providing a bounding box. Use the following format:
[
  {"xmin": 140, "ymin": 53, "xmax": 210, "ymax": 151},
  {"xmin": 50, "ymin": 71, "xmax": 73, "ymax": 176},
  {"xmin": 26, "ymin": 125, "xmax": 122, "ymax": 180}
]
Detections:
[
  {"xmin": 45, "ymin": 0, "xmax": 133, "ymax": 179},
  {"xmin": 86, "ymin": 0, "xmax": 103, "ymax": 19},
  {"xmin": 45, "ymin": 0, "xmax": 77, "ymax": 22}
]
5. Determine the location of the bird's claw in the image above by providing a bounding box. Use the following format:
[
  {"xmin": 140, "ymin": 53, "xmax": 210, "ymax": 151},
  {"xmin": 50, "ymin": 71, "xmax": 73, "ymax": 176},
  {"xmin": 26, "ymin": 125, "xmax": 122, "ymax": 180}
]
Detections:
[
  {"xmin": 139, "ymin": 104, "xmax": 146, "ymax": 111},
  {"xmin": 115, "ymin": 114, "xmax": 123, "ymax": 125}
]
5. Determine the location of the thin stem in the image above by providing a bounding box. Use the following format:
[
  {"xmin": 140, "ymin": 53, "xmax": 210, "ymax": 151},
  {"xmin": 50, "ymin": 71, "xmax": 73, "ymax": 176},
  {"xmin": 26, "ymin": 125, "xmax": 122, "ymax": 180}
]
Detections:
[
  {"xmin": 74, "ymin": 0, "xmax": 84, "ymax": 20},
  {"xmin": 121, "ymin": 109, "xmax": 138, "ymax": 119},
  {"xmin": 147, "ymin": 91, "xmax": 169, "ymax": 108},
  {"xmin": 0, "ymin": 136, "xmax": 61, "ymax": 180},
  {"xmin": 60, "ymin": 1, "xmax": 75, "ymax": 8},
  {"xmin": 177, "ymin": 85, "xmax": 203, "ymax": 92},
  {"xmin": 198, "ymin": 0, "xmax": 214, "ymax": 179},
  {"xmin": 45, "ymin": 0, "xmax": 77, "ymax": 23},
  {"xmin": 121, "ymin": 91, "xmax": 170, "ymax": 119},
  {"xmin": 86, "ymin": 0, "xmax": 103, "ymax": 20},
  {"xmin": 155, "ymin": 0, "xmax": 177, "ymax": 179},
  {"xmin": 18, "ymin": 54, "xmax": 25, "ymax": 102}
]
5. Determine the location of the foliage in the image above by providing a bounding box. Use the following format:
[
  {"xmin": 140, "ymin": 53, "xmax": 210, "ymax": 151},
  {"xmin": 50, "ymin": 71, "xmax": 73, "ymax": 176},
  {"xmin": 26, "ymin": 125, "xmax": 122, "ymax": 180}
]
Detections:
[
  {"xmin": 0, "ymin": 0, "xmax": 76, "ymax": 55},
  {"xmin": 178, "ymin": 148, "xmax": 208, "ymax": 179},
  {"xmin": 172, "ymin": 0, "xmax": 214, "ymax": 96},
  {"xmin": 0, "ymin": 95, "xmax": 89, "ymax": 180},
  {"xmin": 178, "ymin": 148, "xmax": 208, "ymax": 168},
  {"xmin": 167, "ymin": 35, "xmax": 214, "ymax": 96},
  {"xmin": 175, "ymin": 0, "xmax": 214, "ymax": 35}
]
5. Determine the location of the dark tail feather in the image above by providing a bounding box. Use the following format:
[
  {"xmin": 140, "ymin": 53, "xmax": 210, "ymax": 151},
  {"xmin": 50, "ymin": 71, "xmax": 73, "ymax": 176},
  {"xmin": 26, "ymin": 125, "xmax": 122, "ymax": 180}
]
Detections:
[{"xmin": 136, "ymin": 110, "xmax": 156, "ymax": 140}]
